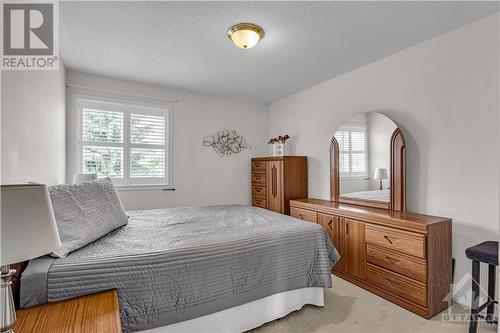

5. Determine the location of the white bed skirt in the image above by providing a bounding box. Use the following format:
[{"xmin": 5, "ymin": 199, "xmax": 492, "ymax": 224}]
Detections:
[{"xmin": 140, "ymin": 287, "xmax": 325, "ymax": 333}]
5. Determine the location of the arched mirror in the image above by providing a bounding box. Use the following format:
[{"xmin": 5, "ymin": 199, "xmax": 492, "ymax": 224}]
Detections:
[{"xmin": 330, "ymin": 112, "xmax": 406, "ymax": 211}]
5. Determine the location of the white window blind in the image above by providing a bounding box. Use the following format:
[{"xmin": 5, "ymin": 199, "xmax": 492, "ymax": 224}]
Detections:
[
  {"xmin": 335, "ymin": 122, "xmax": 368, "ymax": 178},
  {"xmin": 77, "ymin": 97, "xmax": 171, "ymax": 188}
]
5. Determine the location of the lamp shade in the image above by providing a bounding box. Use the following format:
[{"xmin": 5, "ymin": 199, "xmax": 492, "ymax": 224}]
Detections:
[
  {"xmin": 73, "ymin": 173, "xmax": 97, "ymax": 184},
  {"xmin": 373, "ymin": 168, "xmax": 388, "ymax": 180},
  {"xmin": 1, "ymin": 184, "xmax": 61, "ymax": 265}
]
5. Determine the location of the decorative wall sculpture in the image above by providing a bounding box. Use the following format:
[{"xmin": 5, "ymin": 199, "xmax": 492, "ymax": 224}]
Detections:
[{"xmin": 203, "ymin": 129, "xmax": 251, "ymax": 156}]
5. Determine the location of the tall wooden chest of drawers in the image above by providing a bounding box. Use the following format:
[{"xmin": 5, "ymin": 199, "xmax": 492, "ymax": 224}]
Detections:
[{"xmin": 251, "ymin": 156, "xmax": 307, "ymax": 215}]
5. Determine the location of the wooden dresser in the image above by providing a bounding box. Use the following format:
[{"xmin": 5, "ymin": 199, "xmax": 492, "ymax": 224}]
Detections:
[
  {"xmin": 251, "ymin": 156, "xmax": 307, "ymax": 215},
  {"xmin": 290, "ymin": 198, "xmax": 452, "ymax": 319}
]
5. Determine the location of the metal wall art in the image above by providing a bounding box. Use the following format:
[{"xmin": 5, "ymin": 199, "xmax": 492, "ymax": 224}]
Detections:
[{"xmin": 203, "ymin": 129, "xmax": 251, "ymax": 156}]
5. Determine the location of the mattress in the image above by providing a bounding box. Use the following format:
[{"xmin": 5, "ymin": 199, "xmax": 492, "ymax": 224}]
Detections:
[
  {"xmin": 342, "ymin": 189, "xmax": 389, "ymax": 202},
  {"xmin": 21, "ymin": 205, "xmax": 339, "ymax": 332}
]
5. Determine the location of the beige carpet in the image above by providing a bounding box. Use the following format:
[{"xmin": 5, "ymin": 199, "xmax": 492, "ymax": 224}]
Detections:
[{"xmin": 252, "ymin": 275, "xmax": 497, "ymax": 333}]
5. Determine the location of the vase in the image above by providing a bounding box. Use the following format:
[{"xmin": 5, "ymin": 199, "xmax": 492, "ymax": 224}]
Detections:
[{"xmin": 272, "ymin": 143, "xmax": 288, "ymax": 156}]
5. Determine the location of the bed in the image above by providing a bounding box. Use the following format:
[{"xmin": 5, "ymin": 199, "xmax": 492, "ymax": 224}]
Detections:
[
  {"xmin": 341, "ymin": 189, "xmax": 389, "ymax": 202},
  {"xmin": 20, "ymin": 205, "xmax": 339, "ymax": 332}
]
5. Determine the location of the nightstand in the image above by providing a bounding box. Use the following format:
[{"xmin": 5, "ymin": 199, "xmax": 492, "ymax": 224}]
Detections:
[{"xmin": 13, "ymin": 289, "xmax": 121, "ymax": 333}]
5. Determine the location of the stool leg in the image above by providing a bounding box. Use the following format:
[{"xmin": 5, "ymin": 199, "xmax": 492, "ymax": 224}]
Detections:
[
  {"xmin": 469, "ymin": 260, "xmax": 480, "ymax": 333},
  {"xmin": 487, "ymin": 264, "xmax": 496, "ymax": 323}
]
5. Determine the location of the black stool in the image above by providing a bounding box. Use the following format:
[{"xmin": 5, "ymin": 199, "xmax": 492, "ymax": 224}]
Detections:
[{"xmin": 465, "ymin": 241, "xmax": 498, "ymax": 333}]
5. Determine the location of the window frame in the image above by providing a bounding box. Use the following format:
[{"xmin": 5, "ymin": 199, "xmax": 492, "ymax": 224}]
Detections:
[
  {"xmin": 72, "ymin": 94, "xmax": 174, "ymax": 191},
  {"xmin": 335, "ymin": 121, "xmax": 369, "ymax": 179}
]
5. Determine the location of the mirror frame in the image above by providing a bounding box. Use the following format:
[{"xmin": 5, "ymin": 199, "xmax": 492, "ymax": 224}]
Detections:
[{"xmin": 330, "ymin": 126, "xmax": 406, "ymax": 211}]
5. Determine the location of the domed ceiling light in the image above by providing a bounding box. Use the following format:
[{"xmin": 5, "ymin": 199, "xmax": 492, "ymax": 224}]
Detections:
[{"xmin": 227, "ymin": 23, "xmax": 265, "ymax": 49}]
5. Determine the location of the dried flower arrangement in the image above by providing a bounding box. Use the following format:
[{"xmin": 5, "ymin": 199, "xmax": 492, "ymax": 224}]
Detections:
[{"xmin": 268, "ymin": 135, "xmax": 290, "ymax": 144}]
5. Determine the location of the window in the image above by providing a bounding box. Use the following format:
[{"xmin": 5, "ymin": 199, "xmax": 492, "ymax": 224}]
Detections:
[
  {"xmin": 335, "ymin": 122, "xmax": 368, "ymax": 178},
  {"xmin": 76, "ymin": 96, "xmax": 172, "ymax": 189}
]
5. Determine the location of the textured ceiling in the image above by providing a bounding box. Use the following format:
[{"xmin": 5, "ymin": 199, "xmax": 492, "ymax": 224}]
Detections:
[{"xmin": 60, "ymin": 2, "xmax": 499, "ymax": 103}]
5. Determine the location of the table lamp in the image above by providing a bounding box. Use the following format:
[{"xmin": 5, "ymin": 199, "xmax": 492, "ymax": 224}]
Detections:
[
  {"xmin": 1, "ymin": 184, "xmax": 61, "ymax": 333},
  {"xmin": 373, "ymin": 168, "xmax": 388, "ymax": 190}
]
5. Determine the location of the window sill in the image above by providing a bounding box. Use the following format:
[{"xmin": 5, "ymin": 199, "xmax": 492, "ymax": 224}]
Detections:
[{"xmin": 116, "ymin": 185, "xmax": 175, "ymax": 191}]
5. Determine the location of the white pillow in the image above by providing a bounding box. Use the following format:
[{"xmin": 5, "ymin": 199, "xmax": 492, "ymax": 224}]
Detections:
[{"xmin": 49, "ymin": 177, "xmax": 128, "ymax": 258}]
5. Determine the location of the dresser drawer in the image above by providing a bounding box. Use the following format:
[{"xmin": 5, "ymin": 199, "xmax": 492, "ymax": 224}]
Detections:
[
  {"xmin": 252, "ymin": 185, "xmax": 267, "ymax": 198},
  {"xmin": 251, "ymin": 161, "xmax": 266, "ymax": 173},
  {"xmin": 290, "ymin": 207, "xmax": 317, "ymax": 223},
  {"xmin": 366, "ymin": 225, "xmax": 426, "ymax": 258},
  {"xmin": 252, "ymin": 173, "xmax": 266, "ymax": 185},
  {"xmin": 367, "ymin": 263, "xmax": 427, "ymax": 307},
  {"xmin": 252, "ymin": 197, "xmax": 267, "ymax": 209},
  {"xmin": 367, "ymin": 244, "xmax": 426, "ymax": 282}
]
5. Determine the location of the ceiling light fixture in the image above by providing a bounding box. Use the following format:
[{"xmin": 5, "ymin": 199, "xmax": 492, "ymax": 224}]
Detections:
[{"xmin": 227, "ymin": 23, "xmax": 265, "ymax": 49}]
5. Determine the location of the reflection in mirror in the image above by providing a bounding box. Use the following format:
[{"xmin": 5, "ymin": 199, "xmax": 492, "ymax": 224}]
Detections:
[{"xmin": 335, "ymin": 112, "xmax": 397, "ymax": 204}]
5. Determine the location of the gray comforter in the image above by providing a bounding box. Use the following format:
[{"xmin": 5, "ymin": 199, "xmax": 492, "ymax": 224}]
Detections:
[{"xmin": 21, "ymin": 205, "xmax": 339, "ymax": 332}]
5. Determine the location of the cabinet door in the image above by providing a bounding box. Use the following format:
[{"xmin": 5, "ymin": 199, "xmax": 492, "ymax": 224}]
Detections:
[
  {"xmin": 342, "ymin": 218, "xmax": 367, "ymax": 280},
  {"xmin": 319, "ymin": 214, "xmax": 345, "ymax": 272},
  {"xmin": 318, "ymin": 213, "xmax": 333, "ymax": 238},
  {"xmin": 266, "ymin": 160, "xmax": 283, "ymax": 213}
]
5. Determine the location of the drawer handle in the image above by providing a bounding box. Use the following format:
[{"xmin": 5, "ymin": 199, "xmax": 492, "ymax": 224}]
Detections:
[
  {"xmin": 385, "ymin": 256, "xmax": 401, "ymax": 265},
  {"xmin": 384, "ymin": 235, "xmax": 396, "ymax": 245},
  {"xmin": 272, "ymin": 166, "xmax": 277, "ymax": 198},
  {"xmin": 328, "ymin": 220, "xmax": 333, "ymax": 227}
]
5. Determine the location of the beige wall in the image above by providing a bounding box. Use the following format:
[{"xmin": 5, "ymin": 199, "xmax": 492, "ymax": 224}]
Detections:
[
  {"xmin": 66, "ymin": 71, "xmax": 269, "ymax": 210},
  {"xmin": 269, "ymin": 13, "xmax": 500, "ymax": 301},
  {"xmin": 1, "ymin": 65, "xmax": 66, "ymax": 185}
]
